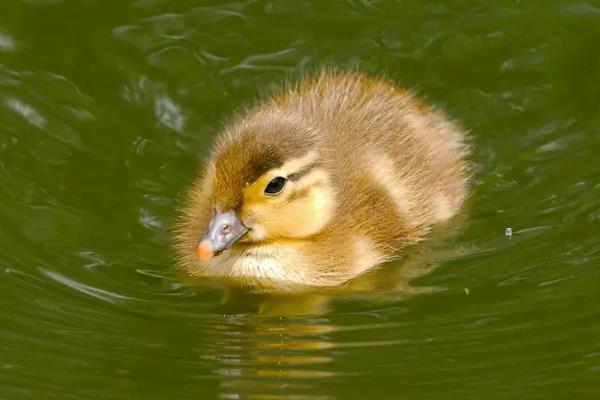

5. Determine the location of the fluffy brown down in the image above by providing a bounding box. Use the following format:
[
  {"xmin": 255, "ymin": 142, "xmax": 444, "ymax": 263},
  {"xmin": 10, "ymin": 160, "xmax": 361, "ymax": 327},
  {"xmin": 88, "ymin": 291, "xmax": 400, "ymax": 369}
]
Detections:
[{"xmin": 175, "ymin": 71, "xmax": 469, "ymax": 288}]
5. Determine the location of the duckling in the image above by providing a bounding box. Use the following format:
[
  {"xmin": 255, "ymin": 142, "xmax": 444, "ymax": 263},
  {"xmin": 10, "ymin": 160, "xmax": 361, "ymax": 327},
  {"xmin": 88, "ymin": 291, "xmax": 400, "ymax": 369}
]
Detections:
[{"xmin": 175, "ymin": 71, "xmax": 469, "ymax": 288}]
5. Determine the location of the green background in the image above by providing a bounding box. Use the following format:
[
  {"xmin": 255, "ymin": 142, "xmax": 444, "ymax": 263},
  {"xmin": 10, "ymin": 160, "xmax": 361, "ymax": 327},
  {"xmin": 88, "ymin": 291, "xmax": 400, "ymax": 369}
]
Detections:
[{"xmin": 1, "ymin": 1, "xmax": 599, "ymax": 399}]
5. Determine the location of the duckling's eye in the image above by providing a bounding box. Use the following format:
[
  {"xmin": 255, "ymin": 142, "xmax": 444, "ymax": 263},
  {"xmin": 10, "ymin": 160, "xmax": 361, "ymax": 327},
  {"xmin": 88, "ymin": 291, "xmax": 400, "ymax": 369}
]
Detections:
[{"xmin": 264, "ymin": 176, "xmax": 287, "ymax": 196}]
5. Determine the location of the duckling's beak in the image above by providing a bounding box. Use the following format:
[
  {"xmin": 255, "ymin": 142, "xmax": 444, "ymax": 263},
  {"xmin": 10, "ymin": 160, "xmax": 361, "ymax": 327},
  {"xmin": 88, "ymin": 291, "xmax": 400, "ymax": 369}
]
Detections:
[{"xmin": 196, "ymin": 210, "xmax": 249, "ymax": 260}]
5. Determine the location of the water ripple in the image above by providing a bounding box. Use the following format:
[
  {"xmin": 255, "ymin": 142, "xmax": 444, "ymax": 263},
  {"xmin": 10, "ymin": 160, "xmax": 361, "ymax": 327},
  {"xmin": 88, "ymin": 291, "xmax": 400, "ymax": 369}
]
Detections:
[
  {"xmin": 39, "ymin": 268, "xmax": 134, "ymax": 305},
  {"xmin": 1, "ymin": 1, "xmax": 600, "ymax": 399}
]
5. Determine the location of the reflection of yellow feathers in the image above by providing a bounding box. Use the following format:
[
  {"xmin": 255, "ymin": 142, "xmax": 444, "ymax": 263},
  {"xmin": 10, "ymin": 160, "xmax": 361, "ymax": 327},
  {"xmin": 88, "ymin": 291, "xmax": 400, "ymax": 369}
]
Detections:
[{"xmin": 176, "ymin": 71, "xmax": 469, "ymax": 287}]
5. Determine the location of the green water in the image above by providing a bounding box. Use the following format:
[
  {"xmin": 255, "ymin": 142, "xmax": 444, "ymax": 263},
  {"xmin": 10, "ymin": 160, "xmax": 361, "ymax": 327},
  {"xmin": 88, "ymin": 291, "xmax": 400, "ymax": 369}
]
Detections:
[{"xmin": 1, "ymin": 1, "xmax": 600, "ymax": 399}]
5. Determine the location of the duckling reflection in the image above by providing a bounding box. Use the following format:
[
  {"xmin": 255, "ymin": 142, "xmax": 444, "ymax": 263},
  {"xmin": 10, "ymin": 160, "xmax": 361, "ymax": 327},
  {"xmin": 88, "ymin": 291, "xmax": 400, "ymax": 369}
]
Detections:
[{"xmin": 202, "ymin": 313, "xmax": 337, "ymax": 399}]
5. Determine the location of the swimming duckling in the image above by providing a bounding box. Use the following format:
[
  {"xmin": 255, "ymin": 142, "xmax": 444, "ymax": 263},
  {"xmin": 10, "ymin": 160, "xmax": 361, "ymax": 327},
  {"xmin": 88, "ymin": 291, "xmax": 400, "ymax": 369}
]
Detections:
[{"xmin": 176, "ymin": 72, "xmax": 469, "ymax": 288}]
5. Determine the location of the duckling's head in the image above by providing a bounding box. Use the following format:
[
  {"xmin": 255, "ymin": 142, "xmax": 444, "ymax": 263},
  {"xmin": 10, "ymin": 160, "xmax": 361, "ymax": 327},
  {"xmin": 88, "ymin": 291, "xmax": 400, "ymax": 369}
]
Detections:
[{"xmin": 195, "ymin": 111, "xmax": 336, "ymax": 260}]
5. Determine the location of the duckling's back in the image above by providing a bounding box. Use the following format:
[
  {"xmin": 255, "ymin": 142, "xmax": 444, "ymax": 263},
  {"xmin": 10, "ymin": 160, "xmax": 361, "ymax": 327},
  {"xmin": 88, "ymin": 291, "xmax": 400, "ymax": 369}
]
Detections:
[{"xmin": 272, "ymin": 73, "xmax": 469, "ymax": 259}]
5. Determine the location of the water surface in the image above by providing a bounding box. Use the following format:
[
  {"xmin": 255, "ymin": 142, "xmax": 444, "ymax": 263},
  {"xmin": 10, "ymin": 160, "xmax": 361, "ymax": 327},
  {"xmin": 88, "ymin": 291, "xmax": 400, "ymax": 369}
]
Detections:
[{"xmin": 1, "ymin": 1, "xmax": 600, "ymax": 399}]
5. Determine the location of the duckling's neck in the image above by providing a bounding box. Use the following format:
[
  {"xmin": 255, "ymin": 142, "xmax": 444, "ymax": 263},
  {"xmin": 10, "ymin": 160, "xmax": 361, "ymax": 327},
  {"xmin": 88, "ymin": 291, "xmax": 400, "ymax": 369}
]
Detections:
[
  {"xmin": 220, "ymin": 241, "xmax": 315, "ymax": 285},
  {"xmin": 224, "ymin": 230, "xmax": 380, "ymax": 287}
]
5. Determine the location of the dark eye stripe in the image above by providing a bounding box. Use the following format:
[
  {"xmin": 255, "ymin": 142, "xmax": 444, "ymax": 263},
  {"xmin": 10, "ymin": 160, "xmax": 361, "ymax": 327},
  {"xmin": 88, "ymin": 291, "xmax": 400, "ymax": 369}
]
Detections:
[
  {"xmin": 287, "ymin": 161, "xmax": 318, "ymax": 182},
  {"xmin": 287, "ymin": 186, "xmax": 311, "ymax": 202}
]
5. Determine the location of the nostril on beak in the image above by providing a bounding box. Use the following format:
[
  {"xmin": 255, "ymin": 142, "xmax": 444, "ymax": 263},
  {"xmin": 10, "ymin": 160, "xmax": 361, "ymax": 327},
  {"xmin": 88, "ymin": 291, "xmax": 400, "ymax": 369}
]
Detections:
[{"xmin": 221, "ymin": 224, "xmax": 231, "ymax": 235}]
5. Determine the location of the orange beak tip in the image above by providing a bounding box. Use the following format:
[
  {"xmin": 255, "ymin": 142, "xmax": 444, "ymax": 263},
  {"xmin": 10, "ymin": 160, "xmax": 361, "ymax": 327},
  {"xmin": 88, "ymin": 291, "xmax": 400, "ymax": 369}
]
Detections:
[{"xmin": 196, "ymin": 241, "xmax": 214, "ymax": 260}]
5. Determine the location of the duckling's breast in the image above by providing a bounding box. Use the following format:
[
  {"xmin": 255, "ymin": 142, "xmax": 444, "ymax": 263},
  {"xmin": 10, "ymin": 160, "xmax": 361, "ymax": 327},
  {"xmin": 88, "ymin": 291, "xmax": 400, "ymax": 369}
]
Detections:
[{"xmin": 201, "ymin": 244, "xmax": 313, "ymax": 285}]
